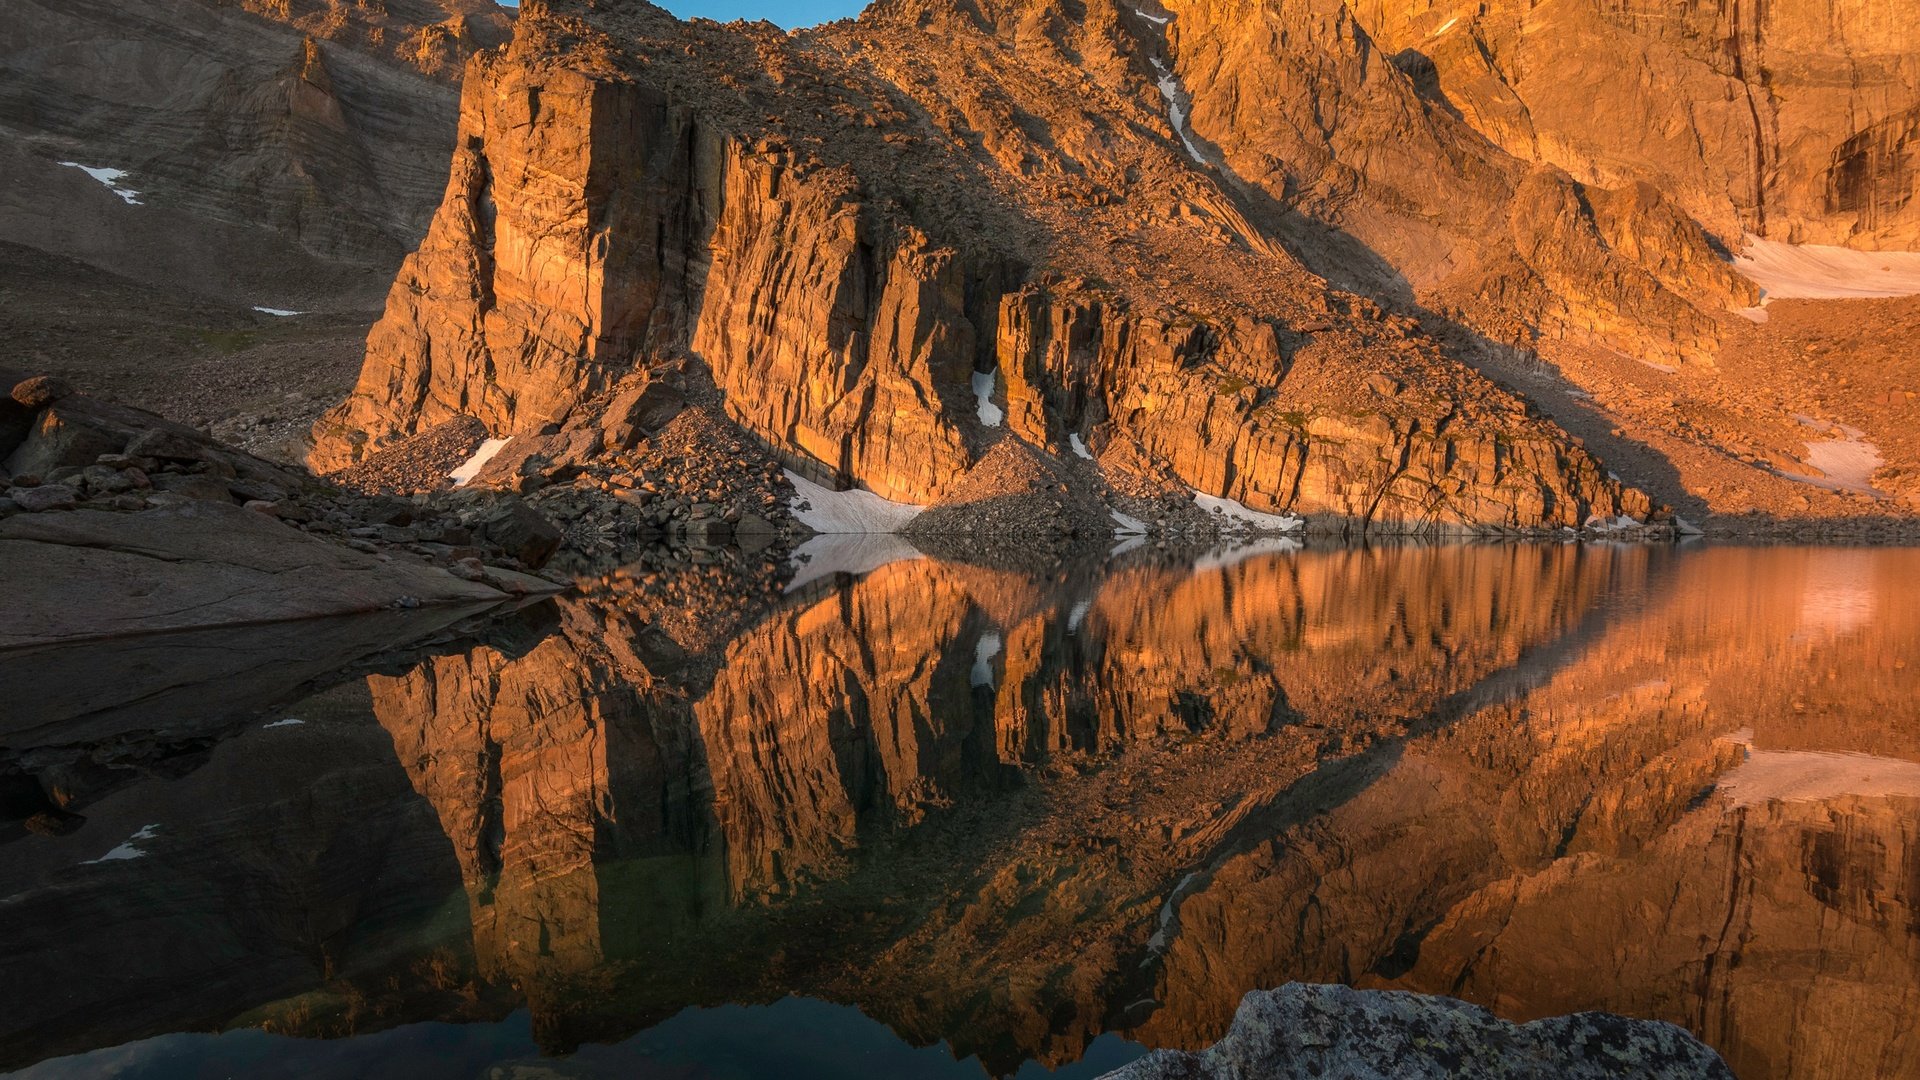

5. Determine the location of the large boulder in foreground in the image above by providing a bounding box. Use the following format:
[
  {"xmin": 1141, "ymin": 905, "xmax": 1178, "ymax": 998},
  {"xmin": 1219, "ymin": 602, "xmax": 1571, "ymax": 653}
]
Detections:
[
  {"xmin": 0, "ymin": 500, "xmax": 555, "ymax": 649},
  {"xmin": 1102, "ymin": 984, "xmax": 1732, "ymax": 1080}
]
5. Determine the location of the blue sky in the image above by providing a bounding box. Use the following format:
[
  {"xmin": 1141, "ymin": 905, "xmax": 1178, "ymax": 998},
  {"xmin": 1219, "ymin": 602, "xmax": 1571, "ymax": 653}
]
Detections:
[{"xmin": 495, "ymin": 0, "xmax": 867, "ymax": 27}]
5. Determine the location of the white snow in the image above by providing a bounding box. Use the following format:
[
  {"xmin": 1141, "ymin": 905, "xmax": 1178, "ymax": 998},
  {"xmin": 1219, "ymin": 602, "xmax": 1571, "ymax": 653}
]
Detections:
[
  {"xmin": 972, "ymin": 370, "xmax": 1004, "ymax": 427},
  {"xmin": 1717, "ymin": 732, "xmax": 1920, "ymax": 807},
  {"xmin": 1067, "ymin": 598, "xmax": 1094, "ymax": 633},
  {"xmin": 1732, "ymin": 237, "xmax": 1920, "ymax": 301},
  {"xmin": 1110, "ymin": 509, "xmax": 1148, "ymax": 535},
  {"xmin": 262, "ymin": 718, "xmax": 305, "ymax": 729},
  {"xmin": 1149, "ymin": 58, "xmax": 1209, "ymax": 165},
  {"xmin": 448, "ymin": 437, "xmax": 511, "ymax": 487},
  {"xmin": 785, "ymin": 533, "xmax": 924, "ymax": 592},
  {"xmin": 786, "ymin": 469, "xmax": 926, "ymax": 533},
  {"xmin": 1775, "ymin": 415, "xmax": 1885, "ymax": 496},
  {"xmin": 971, "ymin": 632, "xmax": 1003, "ymax": 687},
  {"xmin": 1430, "ymin": 15, "xmax": 1459, "ymax": 35},
  {"xmin": 1193, "ymin": 535, "xmax": 1303, "ymax": 571},
  {"xmin": 85, "ymin": 825, "xmax": 159, "ymax": 864},
  {"xmin": 60, "ymin": 161, "xmax": 143, "ymax": 205},
  {"xmin": 1583, "ymin": 513, "xmax": 1643, "ymax": 532},
  {"xmin": 1132, "ymin": 6, "xmax": 1171, "ymax": 24},
  {"xmin": 1070, "ymin": 434, "xmax": 1094, "ymax": 460},
  {"xmin": 252, "ymin": 307, "xmax": 304, "ymax": 317},
  {"xmin": 1191, "ymin": 489, "xmax": 1302, "ymax": 533}
]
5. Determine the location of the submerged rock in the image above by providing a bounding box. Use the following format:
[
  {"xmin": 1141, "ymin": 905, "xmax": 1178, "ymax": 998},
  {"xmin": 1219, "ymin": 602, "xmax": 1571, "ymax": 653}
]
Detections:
[{"xmin": 1102, "ymin": 984, "xmax": 1733, "ymax": 1080}]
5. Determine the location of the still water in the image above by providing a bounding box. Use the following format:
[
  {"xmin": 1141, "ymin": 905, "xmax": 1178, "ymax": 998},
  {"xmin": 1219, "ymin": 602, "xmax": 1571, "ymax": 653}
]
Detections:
[{"xmin": 1, "ymin": 542, "xmax": 1915, "ymax": 1079}]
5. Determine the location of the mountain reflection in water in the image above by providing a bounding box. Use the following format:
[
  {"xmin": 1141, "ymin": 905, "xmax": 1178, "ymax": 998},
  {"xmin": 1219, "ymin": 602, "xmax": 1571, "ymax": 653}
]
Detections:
[{"xmin": 1, "ymin": 543, "xmax": 1916, "ymax": 1079}]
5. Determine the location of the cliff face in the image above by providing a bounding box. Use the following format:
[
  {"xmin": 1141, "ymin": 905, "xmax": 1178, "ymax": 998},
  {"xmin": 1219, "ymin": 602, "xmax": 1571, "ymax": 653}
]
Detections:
[
  {"xmin": 1345, "ymin": 0, "xmax": 1920, "ymax": 250},
  {"xmin": 310, "ymin": 0, "xmax": 1671, "ymax": 531}
]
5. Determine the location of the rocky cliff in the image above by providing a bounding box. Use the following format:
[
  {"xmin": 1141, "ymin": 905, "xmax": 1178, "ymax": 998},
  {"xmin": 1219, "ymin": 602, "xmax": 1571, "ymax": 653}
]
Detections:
[
  {"xmin": 309, "ymin": 0, "xmax": 1688, "ymax": 533},
  {"xmin": 1344, "ymin": 0, "xmax": 1920, "ymax": 251}
]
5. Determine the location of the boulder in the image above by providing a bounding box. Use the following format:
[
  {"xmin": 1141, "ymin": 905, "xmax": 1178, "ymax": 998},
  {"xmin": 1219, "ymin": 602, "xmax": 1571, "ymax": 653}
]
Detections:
[
  {"xmin": 5, "ymin": 406, "xmax": 127, "ymax": 478},
  {"xmin": 1100, "ymin": 984, "xmax": 1734, "ymax": 1080},
  {"xmin": 10, "ymin": 375, "xmax": 73, "ymax": 409},
  {"xmin": 603, "ymin": 380, "xmax": 686, "ymax": 449},
  {"xmin": 9, "ymin": 484, "xmax": 78, "ymax": 513},
  {"xmin": 125, "ymin": 429, "xmax": 214, "ymax": 463},
  {"xmin": 472, "ymin": 497, "xmax": 563, "ymax": 569}
]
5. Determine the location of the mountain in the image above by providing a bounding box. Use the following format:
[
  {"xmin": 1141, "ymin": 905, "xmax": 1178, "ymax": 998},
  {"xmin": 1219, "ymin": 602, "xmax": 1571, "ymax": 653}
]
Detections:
[
  {"xmin": 0, "ymin": 0, "xmax": 510, "ymax": 303},
  {"xmin": 303, "ymin": 0, "xmax": 1920, "ymax": 533}
]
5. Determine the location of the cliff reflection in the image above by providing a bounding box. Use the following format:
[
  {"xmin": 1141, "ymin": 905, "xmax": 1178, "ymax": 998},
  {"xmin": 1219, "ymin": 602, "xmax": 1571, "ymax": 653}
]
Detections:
[
  {"xmin": 9, "ymin": 543, "xmax": 1912, "ymax": 1078},
  {"xmin": 361, "ymin": 542, "xmax": 1640, "ymax": 1063}
]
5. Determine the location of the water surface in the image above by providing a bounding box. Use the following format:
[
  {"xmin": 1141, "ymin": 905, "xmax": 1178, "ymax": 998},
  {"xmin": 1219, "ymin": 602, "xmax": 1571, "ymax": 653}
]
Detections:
[{"xmin": 2, "ymin": 542, "xmax": 1915, "ymax": 1079}]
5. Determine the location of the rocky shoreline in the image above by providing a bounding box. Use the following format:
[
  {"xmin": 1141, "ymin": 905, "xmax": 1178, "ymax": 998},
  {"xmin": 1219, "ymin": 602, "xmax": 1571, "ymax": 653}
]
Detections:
[
  {"xmin": 1, "ymin": 372, "xmax": 569, "ymax": 646},
  {"xmin": 1102, "ymin": 984, "xmax": 1734, "ymax": 1080}
]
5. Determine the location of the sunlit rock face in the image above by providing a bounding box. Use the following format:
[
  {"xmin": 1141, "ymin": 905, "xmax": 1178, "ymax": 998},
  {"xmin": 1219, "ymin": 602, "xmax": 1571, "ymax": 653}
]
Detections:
[
  {"xmin": 1138, "ymin": 547, "xmax": 1920, "ymax": 1080},
  {"xmin": 310, "ymin": 1, "xmax": 1647, "ymax": 532},
  {"xmin": 1344, "ymin": 0, "xmax": 1920, "ymax": 251}
]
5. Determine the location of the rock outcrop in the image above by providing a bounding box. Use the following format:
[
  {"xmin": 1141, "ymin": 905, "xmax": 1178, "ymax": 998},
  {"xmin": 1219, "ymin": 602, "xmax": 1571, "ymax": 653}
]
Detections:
[
  {"xmin": 310, "ymin": 0, "xmax": 1660, "ymax": 534},
  {"xmin": 0, "ymin": 370, "xmax": 564, "ymax": 645},
  {"xmin": 1101, "ymin": 984, "xmax": 1734, "ymax": 1079}
]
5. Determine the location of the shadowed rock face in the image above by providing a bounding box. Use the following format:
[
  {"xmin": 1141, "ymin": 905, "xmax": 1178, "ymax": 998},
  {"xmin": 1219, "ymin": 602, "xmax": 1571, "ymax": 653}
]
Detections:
[
  {"xmin": 0, "ymin": 0, "xmax": 509, "ymax": 302},
  {"xmin": 2, "ymin": 544, "xmax": 1914, "ymax": 1078},
  {"xmin": 309, "ymin": 0, "xmax": 1660, "ymax": 533}
]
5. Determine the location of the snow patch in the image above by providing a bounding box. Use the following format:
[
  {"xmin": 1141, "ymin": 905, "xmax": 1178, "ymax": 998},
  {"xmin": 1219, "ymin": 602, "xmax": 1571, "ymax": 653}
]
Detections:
[
  {"xmin": 1110, "ymin": 509, "xmax": 1148, "ymax": 536},
  {"xmin": 972, "ymin": 370, "xmax": 1003, "ymax": 427},
  {"xmin": 971, "ymin": 632, "xmax": 1003, "ymax": 687},
  {"xmin": 1132, "ymin": 6, "xmax": 1170, "ymax": 24},
  {"xmin": 85, "ymin": 825, "xmax": 159, "ymax": 864},
  {"xmin": 1070, "ymin": 433, "xmax": 1094, "ymax": 460},
  {"xmin": 1192, "ymin": 489, "xmax": 1302, "ymax": 533},
  {"xmin": 1194, "ymin": 536, "xmax": 1303, "ymax": 572},
  {"xmin": 252, "ymin": 307, "xmax": 304, "ymax": 317},
  {"xmin": 448, "ymin": 437, "xmax": 511, "ymax": 487},
  {"xmin": 1149, "ymin": 58, "xmax": 1209, "ymax": 164},
  {"xmin": 785, "ymin": 533, "xmax": 924, "ymax": 592},
  {"xmin": 1718, "ymin": 733, "xmax": 1920, "ymax": 807},
  {"xmin": 1583, "ymin": 513, "xmax": 1642, "ymax": 532},
  {"xmin": 60, "ymin": 161, "xmax": 143, "ymax": 205},
  {"xmin": 786, "ymin": 469, "xmax": 925, "ymax": 533},
  {"xmin": 1430, "ymin": 15, "xmax": 1458, "ymax": 35},
  {"xmin": 1777, "ymin": 416, "xmax": 1885, "ymax": 496},
  {"xmin": 1067, "ymin": 599, "xmax": 1093, "ymax": 633},
  {"xmin": 262, "ymin": 718, "xmax": 305, "ymax": 729},
  {"xmin": 1732, "ymin": 238, "xmax": 1920, "ymax": 301}
]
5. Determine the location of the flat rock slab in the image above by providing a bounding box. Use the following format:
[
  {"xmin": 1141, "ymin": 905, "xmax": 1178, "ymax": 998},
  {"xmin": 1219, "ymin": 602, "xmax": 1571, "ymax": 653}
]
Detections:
[
  {"xmin": 0, "ymin": 501, "xmax": 553, "ymax": 649},
  {"xmin": 1101, "ymin": 983, "xmax": 1733, "ymax": 1080}
]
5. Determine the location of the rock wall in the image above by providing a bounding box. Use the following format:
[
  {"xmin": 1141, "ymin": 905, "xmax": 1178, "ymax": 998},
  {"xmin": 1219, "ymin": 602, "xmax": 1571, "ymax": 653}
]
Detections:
[
  {"xmin": 1345, "ymin": 0, "xmax": 1920, "ymax": 249},
  {"xmin": 311, "ymin": 0, "xmax": 1647, "ymax": 532}
]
